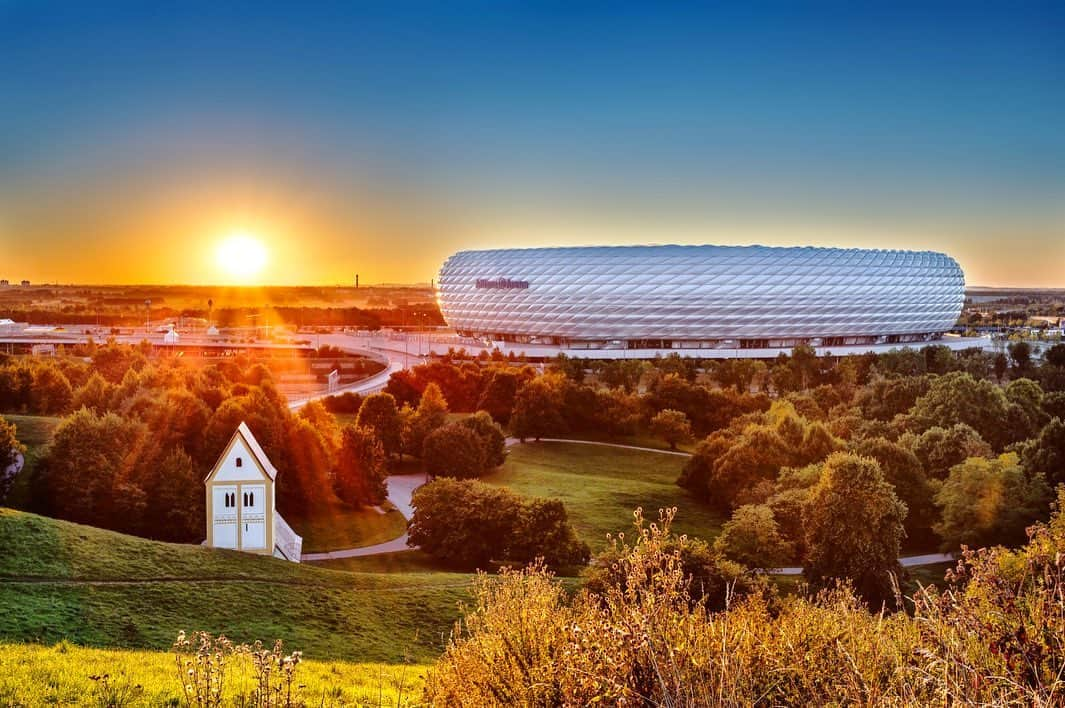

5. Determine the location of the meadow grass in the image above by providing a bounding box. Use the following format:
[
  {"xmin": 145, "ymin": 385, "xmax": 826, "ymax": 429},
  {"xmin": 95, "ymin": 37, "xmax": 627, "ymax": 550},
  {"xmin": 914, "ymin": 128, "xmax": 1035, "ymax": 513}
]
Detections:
[
  {"xmin": 484, "ymin": 441, "xmax": 721, "ymax": 551},
  {"xmin": 0, "ymin": 641, "xmax": 428, "ymax": 706},
  {"xmin": 0, "ymin": 509, "xmax": 470, "ymax": 662},
  {"xmin": 288, "ymin": 500, "xmax": 407, "ymax": 553}
]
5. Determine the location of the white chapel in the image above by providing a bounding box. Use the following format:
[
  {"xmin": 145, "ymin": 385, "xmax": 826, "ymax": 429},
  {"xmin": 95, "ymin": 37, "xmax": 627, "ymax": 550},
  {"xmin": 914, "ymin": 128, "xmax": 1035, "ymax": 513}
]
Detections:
[{"xmin": 204, "ymin": 422, "xmax": 302, "ymax": 562}]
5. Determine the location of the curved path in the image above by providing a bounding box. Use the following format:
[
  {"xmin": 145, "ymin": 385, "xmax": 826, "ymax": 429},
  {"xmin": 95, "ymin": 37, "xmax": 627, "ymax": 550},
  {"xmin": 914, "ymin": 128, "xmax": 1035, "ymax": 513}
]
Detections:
[{"xmin": 300, "ymin": 437, "xmax": 956, "ymax": 572}]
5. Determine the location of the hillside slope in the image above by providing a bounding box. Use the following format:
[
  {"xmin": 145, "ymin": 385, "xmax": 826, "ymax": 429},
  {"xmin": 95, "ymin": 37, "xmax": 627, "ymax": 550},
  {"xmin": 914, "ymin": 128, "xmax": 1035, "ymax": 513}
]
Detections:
[{"xmin": 0, "ymin": 508, "xmax": 470, "ymax": 662}]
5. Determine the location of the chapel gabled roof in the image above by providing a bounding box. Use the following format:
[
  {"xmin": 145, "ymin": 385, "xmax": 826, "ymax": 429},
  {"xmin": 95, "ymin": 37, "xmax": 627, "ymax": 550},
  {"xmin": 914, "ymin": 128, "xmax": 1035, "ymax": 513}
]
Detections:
[{"xmin": 204, "ymin": 421, "xmax": 278, "ymax": 482}]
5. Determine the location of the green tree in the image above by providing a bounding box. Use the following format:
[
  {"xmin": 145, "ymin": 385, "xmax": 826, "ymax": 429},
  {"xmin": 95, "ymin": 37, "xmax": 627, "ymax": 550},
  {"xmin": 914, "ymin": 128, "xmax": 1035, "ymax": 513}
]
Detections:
[
  {"xmin": 424, "ymin": 423, "xmax": 488, "ymax": 479},
  {"xmin": 903, "ymin": 423, "xmax": 992, "ymax": 479},
  {"xmin": 476, "ymin": 367, "xmax": 524, "ymax": 424},
  {"xmin": 1020, "ymin": 417, "xmax": 1065, "ymax": 487},
  {"xmin": 510, "ymin": 376, "xmax": 565, "ymax": 442},
  {"xmin": 852, "ymin": 437, "xmax": 937, "ymax": 538},
  {"xmin": 993, "ymin": 352, "xmax": 1009, "ymax": 382},
  {"xmin": 70, "ymin": 372, "xmax": 117, "ymax": 413},
  {"xmin": 507, "ymin": 498, "xmax": 590, "ymax": 568},
  {"xmin": 935, "ymin": 453, "xmax": 1050, "ymax": 549},
  {"xmin": 458, "ymin": 411, "xmax": 507, "ymax": 468},
  {"xmin": 1008, "ymin": 340, "xmax": 1033, "ymax": 374},
  {"xmin": 30, "ymin": 364, "xmax": 73, "ymax": 415},
  {"xmin": 713, "ymin": 504, "xmax": 795, "ymax": 568},
  {"xmin": 650, "ymin": 409, "xmax": 692, "ymax": 450},
  {"xmin": 355, "ymin": 392, "xmax": 404, "ymax": 458},
  {"xmin": 804, "ymin": 452, "xmax": 907, "ymax": 607},
  {"xmin": 909, "ymin": 372, "xmax": 1012, "ymax": 449},
  {"xmin": 1045, "ymin": 343, "xmax": 1065, "ymax": 368},
  {"xmin": 42, "ymin": 408, "xmax": 148, "ymax": 527},
  {"xmin": 332, "ymin": 425, "xmax": 388, "ymax": 507}
]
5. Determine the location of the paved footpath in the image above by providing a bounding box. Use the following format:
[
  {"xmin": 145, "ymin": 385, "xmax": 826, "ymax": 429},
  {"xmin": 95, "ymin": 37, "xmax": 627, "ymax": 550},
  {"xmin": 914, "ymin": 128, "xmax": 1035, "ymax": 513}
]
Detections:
[{"xmin": 301, "ymin": 437, "xmax": 957, "ymax": 571}]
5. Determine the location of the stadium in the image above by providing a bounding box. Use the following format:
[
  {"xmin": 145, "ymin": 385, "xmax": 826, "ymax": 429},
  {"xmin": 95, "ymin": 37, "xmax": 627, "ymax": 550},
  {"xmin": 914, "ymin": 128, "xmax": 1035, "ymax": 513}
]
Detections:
[{"xmin": 436, "ymin": 245, "xmax": 971, "ymax": 357}]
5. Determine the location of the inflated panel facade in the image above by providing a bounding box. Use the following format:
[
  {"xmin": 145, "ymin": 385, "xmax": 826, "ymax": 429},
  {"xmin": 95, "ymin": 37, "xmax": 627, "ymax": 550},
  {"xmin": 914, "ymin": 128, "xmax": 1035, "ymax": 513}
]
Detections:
[{"xmin": 436, "ymin": 245, "xmax": 965, "ymax": 343}]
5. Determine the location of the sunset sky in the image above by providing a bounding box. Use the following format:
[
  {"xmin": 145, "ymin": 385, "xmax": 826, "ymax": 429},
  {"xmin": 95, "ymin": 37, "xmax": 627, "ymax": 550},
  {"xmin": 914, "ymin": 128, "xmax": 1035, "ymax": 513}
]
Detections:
[{"xmin": 1, "ymin": 1, "xmax": 1062, "ymax": 287}]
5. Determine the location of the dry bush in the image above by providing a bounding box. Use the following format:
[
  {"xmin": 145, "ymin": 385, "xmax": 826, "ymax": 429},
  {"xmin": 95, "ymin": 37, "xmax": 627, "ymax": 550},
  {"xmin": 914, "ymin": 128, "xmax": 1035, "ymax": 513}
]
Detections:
[{"xmin": 425, "ymin": 501, "xmax": 1065, "ymax": 706}]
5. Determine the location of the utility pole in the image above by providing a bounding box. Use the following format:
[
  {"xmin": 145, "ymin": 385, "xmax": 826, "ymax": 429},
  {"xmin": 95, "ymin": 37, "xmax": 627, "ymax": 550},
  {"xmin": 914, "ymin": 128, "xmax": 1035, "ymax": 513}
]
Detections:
[{"xmin": 144, "ymin": 299, "xmax": 151, "ymax": 334}]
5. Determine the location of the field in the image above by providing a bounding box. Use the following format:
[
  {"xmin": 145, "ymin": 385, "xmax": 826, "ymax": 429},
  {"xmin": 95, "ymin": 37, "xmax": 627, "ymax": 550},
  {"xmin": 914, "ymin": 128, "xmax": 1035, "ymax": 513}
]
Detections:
[
  {"xmin": 0, "ymin": 509, "xmax": 470, "ymax": 663},
  {"xmin": 484, "ymin": 441, "xmax": 721, "ymax": 551},
  {"xmin": 0, "ymin": 642, "xmax": 426, "ymax": 706}
]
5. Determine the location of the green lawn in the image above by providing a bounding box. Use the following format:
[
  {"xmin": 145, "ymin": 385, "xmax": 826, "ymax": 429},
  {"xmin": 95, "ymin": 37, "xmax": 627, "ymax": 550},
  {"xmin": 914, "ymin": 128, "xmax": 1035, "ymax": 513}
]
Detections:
[
  {"xmin": 484, "ymin": 441, "xmax": 722, "ymax": 551},
  {"xmin": 0, "ymin": 508, "xmax": 469, "ymax": 663},
  {"xmin": 554, "ymin": 429, "xmax": 700, "ymax": 454},
  {"xmin": 289, "ymin": 501, "xmax": 408, "ymax": 553},
  {"xmin": 0, "ymin": 642, "xmax": 427, "ymax": 706},
  {"xmin": 2, "ymin": 414, "xmax": 60, "ymax": 509}
]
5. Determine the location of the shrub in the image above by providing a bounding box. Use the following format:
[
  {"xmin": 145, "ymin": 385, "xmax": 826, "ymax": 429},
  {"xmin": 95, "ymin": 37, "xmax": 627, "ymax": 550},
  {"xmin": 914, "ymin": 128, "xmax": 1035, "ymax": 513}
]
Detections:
[
  {"xmin": 713, "ymin": 504, "xmax": 795, "ymax": 569},
  {"xmin": 426, "ymin": 495, "xmax": 1065, "ymax": 705},
  {"xmin": 407, "ymin": 478, "xmax": 587, "ymax": 570}
]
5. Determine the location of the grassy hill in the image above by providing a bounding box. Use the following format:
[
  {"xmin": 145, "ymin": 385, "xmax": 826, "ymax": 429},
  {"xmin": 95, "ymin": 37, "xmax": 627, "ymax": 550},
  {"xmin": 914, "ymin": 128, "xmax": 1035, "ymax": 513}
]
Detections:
[
  {"xmin": 0, "ymin": 508, "xmax": 470, "ymax": 663},
  {"xmin": 484, "ymin": 441, "xmax": 722, "ymax": 551}
]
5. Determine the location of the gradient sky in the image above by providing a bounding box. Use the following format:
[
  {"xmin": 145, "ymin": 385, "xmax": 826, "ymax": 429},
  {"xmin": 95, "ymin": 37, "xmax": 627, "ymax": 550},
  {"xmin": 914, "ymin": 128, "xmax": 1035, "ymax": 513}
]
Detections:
[{"xmin": 1, "ymin": 1, "xmax": 1063, "ymax": 286}]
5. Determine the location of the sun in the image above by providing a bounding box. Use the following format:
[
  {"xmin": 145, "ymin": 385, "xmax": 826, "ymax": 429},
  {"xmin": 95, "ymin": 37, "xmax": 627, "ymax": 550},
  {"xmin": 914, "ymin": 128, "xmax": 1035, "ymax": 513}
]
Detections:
[{"xmin": 216, "ymin": 232, "xmax": 269, "ymax": 282}]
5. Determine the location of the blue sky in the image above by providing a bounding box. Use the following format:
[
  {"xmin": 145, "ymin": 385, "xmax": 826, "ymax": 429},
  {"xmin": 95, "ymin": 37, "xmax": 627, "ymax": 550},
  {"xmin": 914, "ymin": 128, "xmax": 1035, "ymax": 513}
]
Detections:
[{"xmin": 1, "ymin": 1, "xmax": 1062, "ymax": 285}]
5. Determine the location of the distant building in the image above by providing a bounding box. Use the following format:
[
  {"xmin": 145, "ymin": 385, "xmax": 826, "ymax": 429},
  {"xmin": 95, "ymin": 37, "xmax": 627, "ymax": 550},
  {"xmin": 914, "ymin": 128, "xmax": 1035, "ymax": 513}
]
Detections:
[{"xmin": 204, "ymin": 422, "xmax": 302, "ymax": 562}]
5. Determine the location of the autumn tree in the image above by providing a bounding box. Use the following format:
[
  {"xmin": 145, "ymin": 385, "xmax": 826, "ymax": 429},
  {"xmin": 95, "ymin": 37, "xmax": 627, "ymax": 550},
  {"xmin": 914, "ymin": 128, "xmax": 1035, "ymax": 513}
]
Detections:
[
  {"xmin": 935, "ymin": 453, "xmax": 1050, "ymax": 549},
  {"xmin": 510, "ymin": 376, "xmax": 565, "ymax": 442},
  {"xmin": 333, "ymin": 425, "xmax": 388, "ymax": 507},
  {"xmin": 650, "ymin": 409, "xmax": 692, "ymax": 450},
  {"xmin": 402, "ymin": 382, "xmax": 449, "ymax": 458},
  {"xmin": 804, "ymin": 452, "xmax": 907, "ymax": 607},
  {"xmin": 298, "ymin": 399, "xmax": 341, "ymax": 458}
]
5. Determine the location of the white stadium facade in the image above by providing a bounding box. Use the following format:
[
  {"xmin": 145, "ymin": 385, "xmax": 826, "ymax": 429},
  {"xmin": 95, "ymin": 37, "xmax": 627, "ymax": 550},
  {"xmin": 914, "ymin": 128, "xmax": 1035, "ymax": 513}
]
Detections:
[{"xmin": 435, "ymin": 245, "xmax": 984, "ymax": 359}]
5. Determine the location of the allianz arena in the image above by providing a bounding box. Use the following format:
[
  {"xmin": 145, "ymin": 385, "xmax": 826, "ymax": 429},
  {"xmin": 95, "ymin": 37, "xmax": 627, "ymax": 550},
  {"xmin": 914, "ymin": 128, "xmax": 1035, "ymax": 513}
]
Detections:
[{"xmin": 436, "ymin": 245, "xmax": 966, "ymax": 352}]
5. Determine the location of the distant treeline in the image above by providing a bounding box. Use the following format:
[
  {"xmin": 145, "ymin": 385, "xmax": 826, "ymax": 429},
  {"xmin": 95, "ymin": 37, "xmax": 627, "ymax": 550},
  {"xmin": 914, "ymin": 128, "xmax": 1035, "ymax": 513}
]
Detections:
[{"xmin": 0, "ymin": 304, "xmax": 444, "ymax": 329}]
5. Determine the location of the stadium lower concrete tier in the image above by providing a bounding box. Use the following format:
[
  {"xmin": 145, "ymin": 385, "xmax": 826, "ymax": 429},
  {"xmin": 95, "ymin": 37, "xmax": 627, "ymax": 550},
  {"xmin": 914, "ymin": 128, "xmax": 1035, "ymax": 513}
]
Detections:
[{"xmin": 429, "ymin": 334, "xmax": 993, "ymax": 360}]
